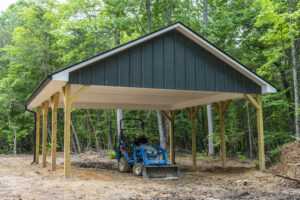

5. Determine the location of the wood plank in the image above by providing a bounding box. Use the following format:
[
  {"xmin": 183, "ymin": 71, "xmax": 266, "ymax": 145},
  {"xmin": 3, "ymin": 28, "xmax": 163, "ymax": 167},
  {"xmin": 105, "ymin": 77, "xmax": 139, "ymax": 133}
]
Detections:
[
  {"xmin": 160, "ymin": 110, "xmax": 177, "ymax": 164},
  {"xmin": 63, "ymin": 84, "xmax": 71, "ymax": 177},
  {"xmin": 42, "ymin": 101, "xmax": 49, "ymax": 168},
  {"xmin": 51, "ymin": 92, "xmax": 60, "ymax": 171},
  {"xmin": 256, "ymin": 94, "xmax": 265, "ymax": 171},
  {"xmin": 186, "ymin": 106, "xmax": 200, "ymax": 170},
  {"xmin": 219, "ymin": 102, "xmax": 226, "ymax": 168},
  {"xmin": 222, "ymin": 100, "xmax": 232, "ymax": 114},
  {"xmin": 244, "ymin": 94, "xmax": 259, "ymax": 110},
  {"xmin": 70, "ymin": 85, "xmax": 90, "ymax": 104},
  {"xmin": 35, "ymin": 106, "xmax": 41, "ymax": 164}
]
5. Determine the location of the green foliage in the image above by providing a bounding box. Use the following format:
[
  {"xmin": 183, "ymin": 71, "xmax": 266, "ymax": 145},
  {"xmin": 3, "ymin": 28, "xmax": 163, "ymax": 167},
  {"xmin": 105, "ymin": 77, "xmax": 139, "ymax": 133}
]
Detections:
[{"xmin": 108, "ymin": 150, "xmax": 116, "ymax": 159}]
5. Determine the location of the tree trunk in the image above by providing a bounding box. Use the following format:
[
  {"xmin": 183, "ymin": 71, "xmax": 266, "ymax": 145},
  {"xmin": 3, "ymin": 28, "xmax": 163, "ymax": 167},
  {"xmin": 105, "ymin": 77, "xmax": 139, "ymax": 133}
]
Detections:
[
  {"xmin": 117, "ymin": 109, "xmax": 123, "ymax": 138},
  {"xmin": 291, "ymin": 37, "xmax": 299, "ymax": 138},
  {"xmin": 87, "ymin": 110, "xmax": 101, "ymax": 152},
  {"xmin": 146, "ymin": 0, "xmax": 152, "ymax": 32},
  {"xmin": 70, "ymin": 119, "xmax": 81, "ymax": 154},
  {"xmin": 156, "ymin": 111, "xmax": 166, "ymax": 149},
  {"xmin": 247, "ymin": 104, "xmax": 253, "ymax": 158},
  {"xmin": 166, "ymin": 0, "xmax": 172, "ymax": 25},
  {"xmin": 8, "ymin": 117, "xmax": 17, "ymax": 155},
  {"xmin": 203, "ymin": 0, "xmax": 214, "ymax": 155}
]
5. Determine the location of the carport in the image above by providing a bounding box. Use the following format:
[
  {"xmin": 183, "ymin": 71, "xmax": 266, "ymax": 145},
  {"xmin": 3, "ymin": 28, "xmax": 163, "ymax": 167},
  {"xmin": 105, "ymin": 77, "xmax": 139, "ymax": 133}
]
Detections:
[{"xmin": 25, "ymin": 23, "xmax": 277, "ymax": 178}]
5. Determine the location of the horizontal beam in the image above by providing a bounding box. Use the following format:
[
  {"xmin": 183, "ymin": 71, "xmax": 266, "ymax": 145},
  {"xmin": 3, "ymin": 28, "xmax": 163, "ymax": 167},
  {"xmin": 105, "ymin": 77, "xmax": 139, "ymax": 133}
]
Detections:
[{"xmin": 70, "ymin": 85, "xmax": 90, "ymax": 104}]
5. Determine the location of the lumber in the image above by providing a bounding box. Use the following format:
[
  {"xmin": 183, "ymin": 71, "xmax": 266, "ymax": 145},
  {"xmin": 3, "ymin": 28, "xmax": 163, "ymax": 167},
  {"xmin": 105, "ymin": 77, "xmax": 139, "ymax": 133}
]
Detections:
[
  {"xmin": 35, "ymin": 106, "xmax": 41, "ymax": 164},
  {"xmin": 186, "ymin": 106, "xmax": 200, "ymax": 171},
  {"xmin": 50, "ymin": 92, "xmax": 60, "ymax": 171},
  {"xmin": 63, "ymin": 84, "xmax": 71, "ymax": 177},
  {"xmin": 42, "ymin": 100, "xmax": 49, "ymax": 168},
  {"xmin": 70, "ymin": 85, "xmax": 90, "ymax": 104},
  {"xmin": 256, "ymin": 94, "xmax": 265, "ymax": 171},
  {"xmin": 160, "ymin": 110, "xmax": 177, "ymax": 164},
  {"xmin": 244, "ymin": 94, "xmax": 259, "ymax": 110}
]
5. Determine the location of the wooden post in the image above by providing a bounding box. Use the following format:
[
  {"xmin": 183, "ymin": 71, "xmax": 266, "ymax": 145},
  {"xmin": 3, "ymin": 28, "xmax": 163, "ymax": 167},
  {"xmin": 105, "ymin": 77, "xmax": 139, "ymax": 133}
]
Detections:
[
  {"xmin": 35, "ymin": 106, "xmax": 41, "ymax": 164},
  {"xmin": 51, "ymin": 92, "xmax": 60, "ymax": 171},
  {"xmin": 62, "ymin": 84, "xmax": 71, "ymax": 178},
  {"xmin": 186, "ymin": 106, "xmax": 200, "ymax": 170},
  {"xmin": 213, "ymin": 100, "xmax": 231, "ymax": 168},
  {"xmin": 42, "ymin": 101, "xmax": 49, "ymax": 168},
  {"xmin": 160, "ymin": 110, "xmax": 177, "ymax": 164},
  {"xmin": 244, "ymin": 94, "xmax": 265, "ymax": 171}
]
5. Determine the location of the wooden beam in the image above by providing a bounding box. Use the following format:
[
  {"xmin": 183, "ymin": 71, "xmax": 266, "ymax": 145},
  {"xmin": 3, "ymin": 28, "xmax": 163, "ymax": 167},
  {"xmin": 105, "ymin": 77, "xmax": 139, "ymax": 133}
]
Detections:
[
  {"xmin": 244, "ymin": 94, "xmax": 266, "ymax": 171},
  {"xmin": 62, "ymin": 84, "xmax": 71, "ymax": 177},
  {"xmin": 160, "ymin": 110, "xmax": 177, "ymax": 164},
  {"xmin": 42, "ymin": 100, "xmax": 49, "ymax": 168},
  {"xmin": 219, "ymin": 102, "xmax": 226, "ymax": 168},
  {"xmin": 212, "ymin": 102, "xmax": 220, "ymax": 114},
  {"xmin": 70, "ymin": 85, "xmax": 90, "ymax": 104},
  {"xmin": 244, "ymin": 94, "xmax": 259, "ymax": 110},
  {"xmin": 256, "ymin": 95, "xmax": 265, "ymax": 171},
  {"xmin": 222, "ymin": 100, "xmax": 232, "ymax": 114},
  {"xmin": 50, "ymin": 92, "xmax": 60, "ymax": 171},
  {"xmin": 35, "ymin": 106, "xmax": 41, "ymax": 164},
  {"xmin": 186, "ymin": 106, "xmax": 200, "ymax": 170}
]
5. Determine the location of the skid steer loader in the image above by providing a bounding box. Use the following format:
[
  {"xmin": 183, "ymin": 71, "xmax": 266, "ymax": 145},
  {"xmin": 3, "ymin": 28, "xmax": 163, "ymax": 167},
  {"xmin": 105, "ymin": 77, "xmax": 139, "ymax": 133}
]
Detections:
[{"xmin": 115, "ymin": 118, "xmax": 180, "ymax": 180}]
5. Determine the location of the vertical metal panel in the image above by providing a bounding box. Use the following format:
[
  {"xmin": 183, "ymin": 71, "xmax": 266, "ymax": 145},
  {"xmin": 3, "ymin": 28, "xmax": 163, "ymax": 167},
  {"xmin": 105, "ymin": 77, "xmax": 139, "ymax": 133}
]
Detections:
[
  {"xmin": 164, "ymin": 32, "xmax": 175, "ymax": 89},
  {"xmin": 93, "ymin": 62, "xmax": 105, "ymax": 85},
  {"xmin": 106, "ymin": 56, "xmax": 118, "ymax": 86},
  {"xmin": 80, "ymin": 65, "xmax": 92, "ymax": 84},
  {"xmin": 69, "ymin": 70, "xmax": 79, "ymax": 84},
  {"xmin": 235, "ymin": 71, "xmax": 244, "ymax": 92},
  {"xmin": 68, "ymin": 30, "xmax": 262, "ymax": 94},
  {"xmin": 206, "ymin": 52, "xmax": 216, "ymax": 91},
  {"xmin": 118, "ymin": 51, "xmax": 130, "ymax": 86},
  {"xmin": 153, "ymin": 36, "xmax": 164, "ymax": 88},
  {"xmin": 216, "ymin": 58, "xmax": 226, "ymax": 92},
  {"xmin": 225, "ymin": 64, "xmax": 235, "ymax": 92},
  {"xmin": 195, "ymin": 45, "xmax": 206, "ymax": 91},
  {"xmin": 175, "ymin": 31, "xmax": 185, "ymax": 90},
  {"xmin": 185, "ymin": 39, "xmax": 196, "ymax": 90},
  {"xmin": 130, "ymin": 46, "xmax": 142, "ymax": 87},
  {"xmin": 142, "ymin": 41, "xmax": 153, "ymax": 88}
]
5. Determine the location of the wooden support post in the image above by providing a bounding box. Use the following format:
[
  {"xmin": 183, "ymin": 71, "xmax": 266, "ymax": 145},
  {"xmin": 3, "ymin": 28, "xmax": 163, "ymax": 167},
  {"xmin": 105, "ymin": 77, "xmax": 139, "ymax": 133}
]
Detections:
[
  {"xmin": 186, "ymin": 106, "xmax": 200, "ymax": 171},
  {"xmin": 160, "ymin": 110, "xmax": 177, "ymax": 165},
  {"xmin": 50, "ymin": 92, "xmax": 60, "ymax": 171},
  {"xmin": 42, "ymin": 101, "xmax": 49, "ymax": 168},
  {"xmin": 244, "ymin": 94, "xmax": 265, "ymax": 171},
  {"xmin": 35, "ymin": 106, "xmax": 41, "ymax": 164},
  {"xmin": 213, "ymin": 100, "xmax": 231, "ymax": 168},
  {"xmin": 62, "ymin": 84, "xmax": 71, "ymax": 178}
]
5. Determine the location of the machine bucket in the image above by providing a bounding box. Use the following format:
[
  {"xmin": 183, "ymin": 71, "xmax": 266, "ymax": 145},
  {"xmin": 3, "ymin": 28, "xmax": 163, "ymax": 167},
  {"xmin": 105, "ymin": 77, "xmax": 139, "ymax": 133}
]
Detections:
[{"xmin": 142, "ymin": 165, "xmax": 180, "ymax": 180}]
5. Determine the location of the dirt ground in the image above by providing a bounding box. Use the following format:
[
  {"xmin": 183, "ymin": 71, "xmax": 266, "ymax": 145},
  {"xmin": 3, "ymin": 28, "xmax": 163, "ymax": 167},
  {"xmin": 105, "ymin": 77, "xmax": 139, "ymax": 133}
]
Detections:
[{"xmin": 0, "ymin": 152, "xmax": 299, "ymax": 200}]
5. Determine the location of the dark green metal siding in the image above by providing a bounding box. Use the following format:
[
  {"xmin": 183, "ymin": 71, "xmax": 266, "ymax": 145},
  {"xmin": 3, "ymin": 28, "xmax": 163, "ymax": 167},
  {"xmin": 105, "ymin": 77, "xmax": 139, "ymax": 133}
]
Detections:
[{"xmin": 69, "ymin": 30, "xmax": 261, "ymax": 94}]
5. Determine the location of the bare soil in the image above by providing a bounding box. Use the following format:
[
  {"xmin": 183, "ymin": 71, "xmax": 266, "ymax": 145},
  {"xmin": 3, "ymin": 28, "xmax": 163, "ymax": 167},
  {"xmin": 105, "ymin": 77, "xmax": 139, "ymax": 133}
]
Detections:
[{"xmin": 0, "ymin": 152, "xmax": 299, "ymax": 200}]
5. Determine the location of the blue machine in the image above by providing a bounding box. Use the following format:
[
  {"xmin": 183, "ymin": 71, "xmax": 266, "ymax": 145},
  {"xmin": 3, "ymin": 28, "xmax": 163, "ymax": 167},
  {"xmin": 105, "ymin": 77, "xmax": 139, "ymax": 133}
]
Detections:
[{"xmin": 115, "ymin": 118, "xmax": 180, "ymax": 179}]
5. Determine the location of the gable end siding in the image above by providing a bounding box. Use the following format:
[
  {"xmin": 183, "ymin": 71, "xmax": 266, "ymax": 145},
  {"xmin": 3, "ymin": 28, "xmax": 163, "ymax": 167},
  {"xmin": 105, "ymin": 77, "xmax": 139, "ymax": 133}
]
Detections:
[{"xmin": 69, "ymin": 30, "xmax": 261, "ymax": 94}]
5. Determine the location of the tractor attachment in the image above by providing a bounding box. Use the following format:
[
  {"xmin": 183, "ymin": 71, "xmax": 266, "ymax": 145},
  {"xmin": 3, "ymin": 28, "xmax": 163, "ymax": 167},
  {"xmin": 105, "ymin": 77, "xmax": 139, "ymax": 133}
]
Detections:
[{"xmin": 143, "ymin": 165, "xmax": 180, "ymax": 180}]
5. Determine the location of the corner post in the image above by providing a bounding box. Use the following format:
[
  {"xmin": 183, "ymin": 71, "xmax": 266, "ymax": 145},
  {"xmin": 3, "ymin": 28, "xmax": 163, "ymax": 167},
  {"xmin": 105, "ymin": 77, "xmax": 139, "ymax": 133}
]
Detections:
[
  {"xmin": 35, "ymin": 106, "xmax": 41, "ymax": 164},
  {"xmin": 219, "ymin": 103, "xmax": 226, "ymax": 167},
  {"xmin": 244, "ymin": 94, "xmax": 265, "ymax": 171},
  {"xmin": 42, "ymin": 101, "xmax": 49, "ymax": 168},
  {"xmin": 62, "ymin": 84, "xmax": 71, "ymax": 178},
  {"xmin": 51, "ymin": 92, "xmax": 60, "ymax": 171},
  {"xmin": 256, "ymin": 95, "xmax": 265, "ymax": 171}
]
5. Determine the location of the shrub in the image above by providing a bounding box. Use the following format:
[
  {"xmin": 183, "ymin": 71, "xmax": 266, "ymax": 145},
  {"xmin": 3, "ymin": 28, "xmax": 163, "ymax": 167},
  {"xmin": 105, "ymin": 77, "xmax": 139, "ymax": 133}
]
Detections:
[{"xmin": 108, "ymin": 150, "xmax": 116, "ymax": 159}]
